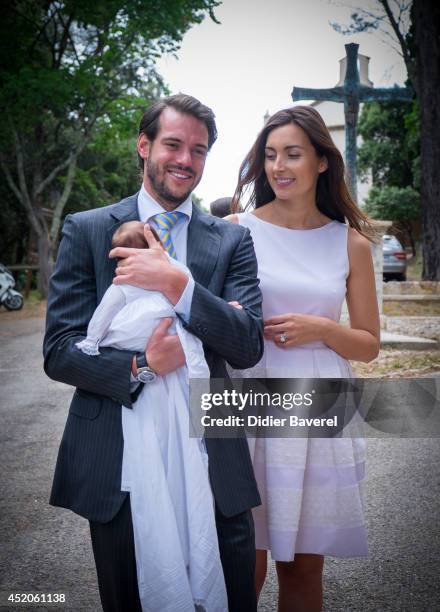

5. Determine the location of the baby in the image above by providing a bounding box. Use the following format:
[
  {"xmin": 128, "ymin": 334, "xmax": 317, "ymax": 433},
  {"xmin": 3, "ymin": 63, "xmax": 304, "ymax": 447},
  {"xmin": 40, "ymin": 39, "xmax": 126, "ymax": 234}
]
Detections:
[
  {"xmin": 76, "ymin": 220, "xmax": 227, "ymax": 612},
  {"xmin": 112, "ymin": 219, "xmax": 160, "ymax": 249},
  {"xmin": 76, "ymin": 220, "xmax": 198, "ymax": 357}
]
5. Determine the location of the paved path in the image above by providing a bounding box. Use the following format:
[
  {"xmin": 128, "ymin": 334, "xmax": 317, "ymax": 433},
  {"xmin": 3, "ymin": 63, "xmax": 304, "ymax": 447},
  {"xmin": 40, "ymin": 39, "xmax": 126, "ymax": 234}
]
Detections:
[{"xmin": 0, "ymin": 318, "xmax": 439, "ymax": 611}]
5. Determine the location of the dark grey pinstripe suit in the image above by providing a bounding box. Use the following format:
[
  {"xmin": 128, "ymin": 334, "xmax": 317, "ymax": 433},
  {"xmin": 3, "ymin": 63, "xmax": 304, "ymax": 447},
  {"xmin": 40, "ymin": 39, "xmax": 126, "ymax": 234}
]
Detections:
[{"xmin": 44, "ymin": 193, "xmax": 264, "ymax": 608}]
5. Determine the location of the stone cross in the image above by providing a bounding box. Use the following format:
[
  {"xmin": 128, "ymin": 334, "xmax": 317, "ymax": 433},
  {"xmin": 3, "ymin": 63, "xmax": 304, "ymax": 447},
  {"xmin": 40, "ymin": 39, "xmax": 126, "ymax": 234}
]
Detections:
[{"xmin": 291, "ymin": 43, "xmax": 413, "ymax": 202}]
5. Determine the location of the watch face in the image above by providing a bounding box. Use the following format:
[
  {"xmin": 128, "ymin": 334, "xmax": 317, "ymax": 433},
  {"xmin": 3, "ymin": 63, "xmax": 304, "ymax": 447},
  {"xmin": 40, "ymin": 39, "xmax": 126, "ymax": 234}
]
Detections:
[{"xmin": 137, "ymin": 368, "xmax": 156, "ymax": 383}]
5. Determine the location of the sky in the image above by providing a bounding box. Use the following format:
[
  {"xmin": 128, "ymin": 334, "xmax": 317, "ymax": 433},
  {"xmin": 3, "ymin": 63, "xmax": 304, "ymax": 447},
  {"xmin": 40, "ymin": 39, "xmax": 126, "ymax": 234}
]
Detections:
[{"xmin": 156, "ymin": 0, "xmax": 408, "ymax": 207}]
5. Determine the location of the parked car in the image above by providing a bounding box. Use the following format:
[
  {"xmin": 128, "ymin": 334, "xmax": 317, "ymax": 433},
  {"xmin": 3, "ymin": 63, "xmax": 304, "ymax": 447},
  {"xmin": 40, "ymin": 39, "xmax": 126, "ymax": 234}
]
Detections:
[{"xmin": 382, "ymin": 235, "xmax": 407, "ymax": 281}]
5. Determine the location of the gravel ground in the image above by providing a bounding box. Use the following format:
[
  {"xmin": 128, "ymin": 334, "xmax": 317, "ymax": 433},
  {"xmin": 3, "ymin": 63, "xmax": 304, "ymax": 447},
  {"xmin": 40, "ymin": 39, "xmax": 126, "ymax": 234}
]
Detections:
[{"xmin": 0, "ymin": 317, "xmax": 439, "ymax": 611}]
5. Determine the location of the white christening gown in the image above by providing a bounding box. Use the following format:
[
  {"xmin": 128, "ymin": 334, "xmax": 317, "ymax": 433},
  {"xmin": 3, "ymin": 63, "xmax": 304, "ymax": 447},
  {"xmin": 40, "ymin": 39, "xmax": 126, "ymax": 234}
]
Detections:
[
  {"xmin": 76, "ymin": 258, "xmax": 227, "ymax": 612},
  {"xmin": 237, "ymin": 212, "xmax": 367, "ymax": 561}
]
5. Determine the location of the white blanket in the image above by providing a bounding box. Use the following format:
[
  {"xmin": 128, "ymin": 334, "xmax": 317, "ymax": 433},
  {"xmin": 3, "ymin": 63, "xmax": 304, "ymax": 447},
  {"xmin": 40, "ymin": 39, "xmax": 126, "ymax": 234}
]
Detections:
[{"xmin": 76, "ymin": 262, "xmax": 227, "ymax": 612}]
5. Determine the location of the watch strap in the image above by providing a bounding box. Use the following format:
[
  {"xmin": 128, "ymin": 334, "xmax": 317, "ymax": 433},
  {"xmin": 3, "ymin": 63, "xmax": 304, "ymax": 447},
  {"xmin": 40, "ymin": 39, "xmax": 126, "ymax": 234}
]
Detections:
[{"xmin": 135, "ymin": 353, "xmax": 148, "ymax": 371}]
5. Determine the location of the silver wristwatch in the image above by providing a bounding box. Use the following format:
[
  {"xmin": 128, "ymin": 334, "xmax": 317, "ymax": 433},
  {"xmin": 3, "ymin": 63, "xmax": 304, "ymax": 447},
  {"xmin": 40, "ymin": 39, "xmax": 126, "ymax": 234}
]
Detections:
[{"xmin": 135, "ymin": 354, "xmax": 157, "ymax": 383}]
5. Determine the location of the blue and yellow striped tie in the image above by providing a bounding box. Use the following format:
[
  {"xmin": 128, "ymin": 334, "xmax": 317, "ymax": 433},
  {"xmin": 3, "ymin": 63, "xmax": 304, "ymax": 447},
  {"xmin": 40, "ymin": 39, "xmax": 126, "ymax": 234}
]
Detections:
[{"xmin": 152, "ymin": 211, "xmax": 183, "ymax": 259}]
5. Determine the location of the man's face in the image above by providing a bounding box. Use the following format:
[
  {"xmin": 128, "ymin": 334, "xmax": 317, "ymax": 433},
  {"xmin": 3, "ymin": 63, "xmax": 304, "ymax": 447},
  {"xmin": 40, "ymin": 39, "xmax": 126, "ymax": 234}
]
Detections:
[{"xmin": 137, "ymin": 107, "xmax": 209, "ymax": 210}]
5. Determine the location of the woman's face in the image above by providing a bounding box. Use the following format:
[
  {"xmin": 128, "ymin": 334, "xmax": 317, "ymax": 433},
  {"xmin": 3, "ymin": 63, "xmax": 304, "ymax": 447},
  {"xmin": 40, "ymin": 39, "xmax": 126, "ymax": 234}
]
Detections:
[{"xmin": 263, "ymin": 122, "xmax": 327, "ymax": 202}]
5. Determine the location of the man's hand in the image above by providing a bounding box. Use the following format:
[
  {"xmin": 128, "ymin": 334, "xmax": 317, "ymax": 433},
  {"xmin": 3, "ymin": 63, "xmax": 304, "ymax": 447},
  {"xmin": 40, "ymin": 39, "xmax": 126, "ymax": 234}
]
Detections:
[
  {"xmin": 109, "ymin": 224, "xmax": 188, "ymax": 305},
  {"xmin": 145, "ymin": 317, "xmax": 185, "ymax": 376}
]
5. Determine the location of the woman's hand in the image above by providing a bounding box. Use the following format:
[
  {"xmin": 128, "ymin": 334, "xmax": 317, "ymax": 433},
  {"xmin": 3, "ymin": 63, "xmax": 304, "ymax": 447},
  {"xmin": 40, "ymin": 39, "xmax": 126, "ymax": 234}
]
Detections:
[
  {"xmin": 266, "ymin": 230, "xmax": 380, "ymax": 360},
  {"xmin": 228, "ymin": 300, "xmax": 243, "ymax": 310},
  {"xmin": 264, "ymin": 313, "xmax": 334, "ymax": 348}
]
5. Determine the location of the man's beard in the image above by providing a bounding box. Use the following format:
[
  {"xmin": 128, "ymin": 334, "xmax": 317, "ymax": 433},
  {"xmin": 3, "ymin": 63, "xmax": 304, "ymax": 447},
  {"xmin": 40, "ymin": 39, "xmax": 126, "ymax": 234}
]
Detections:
[{"xmin": 146, "ymin": 157, "xmax": 194, "ymax": 208}]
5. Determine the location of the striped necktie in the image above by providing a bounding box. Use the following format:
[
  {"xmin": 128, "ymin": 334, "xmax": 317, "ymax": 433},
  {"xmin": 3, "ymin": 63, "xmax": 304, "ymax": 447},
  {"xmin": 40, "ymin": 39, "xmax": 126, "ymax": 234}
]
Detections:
[{"xmin": 152, "ymin": 211, "xmax": 184, "ymax": 259}]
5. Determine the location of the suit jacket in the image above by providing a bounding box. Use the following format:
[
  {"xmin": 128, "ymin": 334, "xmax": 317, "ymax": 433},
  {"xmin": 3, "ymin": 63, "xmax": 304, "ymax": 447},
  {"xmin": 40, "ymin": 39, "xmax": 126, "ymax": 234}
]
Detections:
[{"xmin": 44, "ymin": 193, "xmax": 264, "ymax": 522}]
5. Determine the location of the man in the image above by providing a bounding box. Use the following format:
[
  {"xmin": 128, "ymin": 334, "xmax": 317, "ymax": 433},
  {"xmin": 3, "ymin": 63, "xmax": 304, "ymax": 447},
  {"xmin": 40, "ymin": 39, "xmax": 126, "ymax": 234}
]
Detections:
[{"xmin": 44, "ymin": 94, "xmax": 264, "ymax": 612}]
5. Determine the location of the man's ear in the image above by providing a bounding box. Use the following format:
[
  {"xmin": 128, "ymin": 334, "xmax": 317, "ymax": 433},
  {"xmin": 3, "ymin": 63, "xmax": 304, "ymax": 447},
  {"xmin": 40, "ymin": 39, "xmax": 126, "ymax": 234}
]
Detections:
[
  {"xmin": 318, "ymin": 156, "xmax": 328, "ymax": 173},
  {"xmin": 137, "ymin": 133, "xmax": 151, "ymax": 164}
]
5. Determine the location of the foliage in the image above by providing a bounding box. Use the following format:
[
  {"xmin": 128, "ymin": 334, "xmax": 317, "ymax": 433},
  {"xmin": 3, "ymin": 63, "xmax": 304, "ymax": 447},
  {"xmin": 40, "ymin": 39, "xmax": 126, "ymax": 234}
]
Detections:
[
  {"xmin": 358, "ymin": 100, "xmax": 419, "ymax": 189},
  {"xmin": 364, "ymin": 185, "xmax": 419, "ymax": 220},
  {"xmin": 330, "ymin": 0, "xmax": 440, "ymax": 279},
  {"xmin": 64, "ymin": 137, "xmax": 140, "ymax": 215},
  {"xmin": 330, "ymin": 1, "xmax": 425, "ymax": 260},
  {"xmin": 359, "ymin": 100, "xmax": 420, "ymax": 254},
  {"xmin": 191, "ymin": 193, "xmax": 207, "ymax": 212},
  {"xmin": 403, "ymin": 102, "xmax": 421, "ymax": 189},
  {"xmin": 329, "ymin": 1, "xmax": 415, "ymax": 88},
  {"xmin": 0, "ymin": 186, "xmax": 29, "ymax": 264},
  {"xmin": 0, "ymin": 0, "xmax": 220, "ymax": 294},
  {"xmin": 0, "ymin": 1, "xmax": 221, "ymax": 138}
]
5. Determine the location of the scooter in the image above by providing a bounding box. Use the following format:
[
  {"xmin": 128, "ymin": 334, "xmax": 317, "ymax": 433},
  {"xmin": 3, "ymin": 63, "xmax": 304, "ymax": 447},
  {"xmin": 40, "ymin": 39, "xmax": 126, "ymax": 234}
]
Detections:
[{"xmin": 0, "ymin": 263, "xmax": 24, "ymax": 310}]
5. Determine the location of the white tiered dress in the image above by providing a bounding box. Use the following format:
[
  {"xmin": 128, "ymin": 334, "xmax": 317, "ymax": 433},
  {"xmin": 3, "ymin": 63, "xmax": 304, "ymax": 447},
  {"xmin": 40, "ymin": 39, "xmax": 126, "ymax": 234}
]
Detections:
[{"xmin": 237, "ymin": 212, "xmax": 367, "ymax": 560}]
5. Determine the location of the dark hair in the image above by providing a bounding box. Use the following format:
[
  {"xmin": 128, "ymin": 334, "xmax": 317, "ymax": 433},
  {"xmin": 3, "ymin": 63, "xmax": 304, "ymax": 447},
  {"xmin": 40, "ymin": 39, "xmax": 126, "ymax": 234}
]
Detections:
[
  {"xmin": 210, "ymin": 197, "xmax": 232, "ymax": 218},
  {"xmin": 112, "ymin": 221, "xmax": 161, "ymax": 250},
  {"xmin": 138, "ymin": 93, "xmax": 217, "ymax": 169},
  {"xmin": 231, "ymin": 105, "xmax": 373, "ymax": 239}
]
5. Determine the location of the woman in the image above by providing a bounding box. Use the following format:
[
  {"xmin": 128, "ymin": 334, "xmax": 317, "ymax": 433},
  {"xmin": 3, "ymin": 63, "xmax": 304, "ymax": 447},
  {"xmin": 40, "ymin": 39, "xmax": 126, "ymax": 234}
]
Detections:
[{"xmin": 227, "ymin": 105, "xmax": 380, "ymax": 612}]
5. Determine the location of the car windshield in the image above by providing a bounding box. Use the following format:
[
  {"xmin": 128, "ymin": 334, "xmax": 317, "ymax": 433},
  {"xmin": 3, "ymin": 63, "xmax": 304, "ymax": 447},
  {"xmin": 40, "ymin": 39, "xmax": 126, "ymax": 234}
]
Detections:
[{"xmin": 383, "ymin": 235, "xmax": 403, "ymax": 250}]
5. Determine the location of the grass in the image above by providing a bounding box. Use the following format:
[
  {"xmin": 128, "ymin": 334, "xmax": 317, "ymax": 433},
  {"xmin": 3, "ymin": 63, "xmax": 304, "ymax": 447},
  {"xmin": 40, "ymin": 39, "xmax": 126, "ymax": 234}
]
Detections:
[
  {"xmin": 384, "ymin": 300, "xmax": 440, "ymax": 316},
  {"xmin": 353, "ymin": 349, "xmax": 440, "ymax": 378},
  {"xmin": 406, "ymin": 249, "xmax": 423, "ymax": 281},
  {"xmin": 25, "ymin": 289, "xmax": 45, "ymax": 303}
]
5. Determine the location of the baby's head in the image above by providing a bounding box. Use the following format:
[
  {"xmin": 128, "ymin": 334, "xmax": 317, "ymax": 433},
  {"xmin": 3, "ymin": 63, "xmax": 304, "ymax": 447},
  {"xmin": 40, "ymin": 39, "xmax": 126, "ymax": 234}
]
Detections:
[{"xmin": 111, "ymin": 221, "xmax": 161, "ymax": 250}]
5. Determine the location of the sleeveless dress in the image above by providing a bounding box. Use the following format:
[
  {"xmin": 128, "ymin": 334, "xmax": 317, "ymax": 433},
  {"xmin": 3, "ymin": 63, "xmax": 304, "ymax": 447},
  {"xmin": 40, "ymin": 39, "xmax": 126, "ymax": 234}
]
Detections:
[{"xmin": 237, "ymin": 212, "xmax": 367, "ymax": 561}]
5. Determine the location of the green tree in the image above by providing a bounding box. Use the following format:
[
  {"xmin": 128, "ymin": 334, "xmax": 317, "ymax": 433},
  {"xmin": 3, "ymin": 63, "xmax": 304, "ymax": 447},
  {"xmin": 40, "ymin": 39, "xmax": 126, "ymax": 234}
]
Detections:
[
  {"xmin": 358, "ymin": 101, "xmax": 417, "ymax": 187},
  {"xmin": 331, "ymin": 0, "xmax": 440, "ymax": 280},
  {"xmin": 357, "ymin": 100, "xmax": 420, "ymax": 254},
  {"xmin": 364, "ymin": 185, "xmax": 420, "ymax": 255},
  {"xmin": 191, "ymin": 193, "xmax": 208, "ymax": 212},
  {"xmin": 0, "ymin": 0, "xmax": 220, "ymax": 295},
  {"xmin": 0, "ymin": 184, "xmax": 29, "ymax": 265}
]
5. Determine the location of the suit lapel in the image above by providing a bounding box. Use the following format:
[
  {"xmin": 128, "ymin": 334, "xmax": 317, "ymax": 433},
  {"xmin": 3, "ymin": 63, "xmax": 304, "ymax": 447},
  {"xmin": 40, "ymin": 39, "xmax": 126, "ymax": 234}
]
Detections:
[
  {"xmin": 187, "ymin": 205, "xmax": 220, "ymax": 288},
  {"xmin": 107, "ymin": 192, "xmax": 140, "ymax": 235},
  {"xmin": 99, "ymin": 194, "xmax": 140, "ymax": 295}
]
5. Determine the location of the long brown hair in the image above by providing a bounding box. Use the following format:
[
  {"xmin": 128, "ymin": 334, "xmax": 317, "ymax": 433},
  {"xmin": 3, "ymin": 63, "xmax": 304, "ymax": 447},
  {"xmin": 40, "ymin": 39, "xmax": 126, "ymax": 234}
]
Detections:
[{"xmin": 231, "ymin": 105, "xmax": 373, "ymax": 239}]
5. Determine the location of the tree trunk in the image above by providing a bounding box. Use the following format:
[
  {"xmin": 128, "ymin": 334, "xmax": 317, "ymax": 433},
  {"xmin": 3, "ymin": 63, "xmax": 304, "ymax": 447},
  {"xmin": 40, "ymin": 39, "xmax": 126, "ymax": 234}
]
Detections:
[
  {"xmin": 37, "ymin": 231, "xmax": 54, "ymax": 297},
  {"xmin": 414, "ymin": 0, "xmax": 440, "ymax": 280},
  {"xmin": 400, "ymin": 220, "xmax": 416, "ymax": 257}
]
